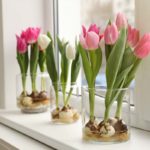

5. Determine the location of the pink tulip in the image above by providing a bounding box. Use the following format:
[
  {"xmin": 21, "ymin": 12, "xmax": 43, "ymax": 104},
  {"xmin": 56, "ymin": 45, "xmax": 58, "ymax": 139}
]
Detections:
[
  {"xmin": 127, "ymin": 25, "xmax": 140, "ymax": 47},
  {"xmin": 16, "ymin": 35, "xmax": 27, "ymax": 54},
  {"xmin": 116, "ymin": 13, "xmax": 128, "ymax": 30},
  {"xmin": 104, "ymin": 23, "xmax": 119, "ymax": 45},
  {"xmin": 79, "ymin": 24, "xmax": 102, "ymax": 50},
  {"xmin": 134, "ymin": 34, "xmax": 150, "ymax": 58},
  {"xmin": 20, "ymin": 30, "xmax": 26, "ymax": 39},
  {"xmin": 24, "ymin": 27, "xmax": 41, "ymax": 44}
]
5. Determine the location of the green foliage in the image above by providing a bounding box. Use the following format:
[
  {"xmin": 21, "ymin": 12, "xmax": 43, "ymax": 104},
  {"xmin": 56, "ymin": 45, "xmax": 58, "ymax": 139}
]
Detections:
[
  {"xmin": 46, "ymin": 32, "xmax": 59, "ymax": 107},
  {"xmin": 17, "ymin": 50, "xmax": 29, "ymax": 94},
  {"xmin": 105, "ymin": 45, "xmax": 112, "ymax": 61},
  {"xmin": 106, "ymin": 28, "xmax": 126, "ymax": 89},
  {"xmin": 17, "ymin": 50, "xmax": 29, "ymax": 74},
  {"xmin": 30, "ymin": 43, "xmax": 39, "ymax": 75},
  {"xmin": 46, "ymin": 32, "xmax": 58, "ymax": 83},
  {"xmin": 57, "ymin": 37, "xmax": 69, "ymax": 85},
  {"xmin": 30, "ymin": 43, "xmax": 39, "ymax": 91},
  {"xmin": 89, "ymin": 48, "xmax": 102, "ymax": 84},
  {"xmin": 38, "ymin": 51, "xmax": 46, "ymax": 72},
  {"xmin": 124, "ymin": 58, "xmax": 141, "ymax": 87},
  {"xmin": 78, "ymin": 43, "xmax": 102, "ymax": 121},
  {"xmin": 71, "ymin": 45, "xmax": 81, "ymax": 83},
  {"xmin": 78, "ymin": 44, "xmax": 92, "ymax": 86},
  {"xmin": 78, "ymin": 44, "xmax": 102, "ymax": 87}
]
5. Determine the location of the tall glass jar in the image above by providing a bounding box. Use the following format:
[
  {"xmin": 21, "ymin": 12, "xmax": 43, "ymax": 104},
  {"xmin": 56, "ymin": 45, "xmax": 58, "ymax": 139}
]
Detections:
[
  {"xmin": 50, "ymin": 83, "xmax": 80, "ymax": 124},
  {"xmin": 82, "ymin": 86, "xmax": 131, "ymax": 142},
  {"xmin": 16, "ymin": 73, "xmax": 51, "ymax": 113}
]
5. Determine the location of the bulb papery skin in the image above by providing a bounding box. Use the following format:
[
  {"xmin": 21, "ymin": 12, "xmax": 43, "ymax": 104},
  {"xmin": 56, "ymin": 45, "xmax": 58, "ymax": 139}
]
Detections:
[
  {"xmin": 100, "ymin": 123, "xmax": 115, "ymax": 137},
  {"xmin": 59, "ymin": 109, "xmax": 74, "ymax": 120}
]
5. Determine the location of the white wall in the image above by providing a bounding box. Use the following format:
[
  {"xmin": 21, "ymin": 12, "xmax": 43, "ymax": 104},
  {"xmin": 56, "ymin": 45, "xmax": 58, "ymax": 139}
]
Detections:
[
  {"xmin": 0, "ymin": 0, "xmax": 5, "ymax": 108},
  {"xmin": 134, "ymin": 0, "xmax": 150, "ymax": 127},
  {"xmin": 0, "ymin": 0, "xmax": 53, "ymax": 109}
]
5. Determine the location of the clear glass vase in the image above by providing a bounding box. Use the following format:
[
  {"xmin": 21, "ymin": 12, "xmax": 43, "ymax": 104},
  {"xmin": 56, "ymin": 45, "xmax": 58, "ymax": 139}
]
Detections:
[
  {"xmin": 50, "ymin": 82, "xmax": 80, "ymax": 124},
  {"xmin": 82, "ymin": 86, "xmax": 131, "ymax": 142},
  {"xmin": 16, "ymin": 73, "xmax": 51, "ymax": 113}
]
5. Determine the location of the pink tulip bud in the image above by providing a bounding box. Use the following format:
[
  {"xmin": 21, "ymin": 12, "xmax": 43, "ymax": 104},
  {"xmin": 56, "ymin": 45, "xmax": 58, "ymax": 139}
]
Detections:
[
  {"xmin": 127, "ymin": 25, "xmax": 140, "ymax": 47},
  {"xmin": 116, "ymin": 13, "xmax": 128, "ymax": 30},
  {"xmin": 24, "ymin": 27, "xmax": 41, "ymax": 44},
  {"xmin": 16, "ymin": 35, "xmax": 27, "ymax": 54},
  {"xmin": 104, "ymin": 23, "xmax": 119, "ymax": 45},
  {"xmin": 79, "ymin": 24, "xmax": 102, "ymax": 50},
  {"xmin": 134, "ymin": 34, "xmax": 150, "ymax": 59}
]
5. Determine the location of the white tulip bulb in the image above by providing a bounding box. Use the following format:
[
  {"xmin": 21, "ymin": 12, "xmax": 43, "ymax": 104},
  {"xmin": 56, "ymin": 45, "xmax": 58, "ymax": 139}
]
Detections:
[
  {"xmin": 38, "ymin": 34, "xmax": 51, "ymax": 50},
  {"xmin": 66, "ymin": 44, "xmax": 76, "ymax": 60}
]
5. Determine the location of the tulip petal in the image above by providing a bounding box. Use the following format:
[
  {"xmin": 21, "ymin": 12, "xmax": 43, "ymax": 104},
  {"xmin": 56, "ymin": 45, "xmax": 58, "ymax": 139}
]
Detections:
[
  {"xmin": 134, "ymin": 34, "xmax": 150, "ymax": 58},
  {"xmin": 88, "ymin": 24, "xmax": 100, "ymax": 34},
  {"xmin": 82, "ymin": 25, "xmax": 87, "ymax": 37},
  {"xmin": 104, "ymin": 23, "xmax": 119, "ymax": 45},
  {"xmin": 85, "ymin": 31, "xmax": 99, "ymax": 50},
  {"xmin": 127, "ymin": 25, "xmax": 140, "ymax": 47},
  {"xmin": 16, "ymin": 35, "xmax": 27, "ymax": 54},
  {"xmin": 66, "ymin": 44, "xmax": 76, "ymax": 60},
  {"xmin": 38, "ymin": 34, "xmax": 51, "ymax": 50},
  {"xmin": 25, "ymin": 27, "xmax": 41, "ymax": 44},
  {"xmin": 134, "ymin": 42, "xmax": 150, "ymax": 58},
  {"xmin": 116, "ymin": 12, "xmax": 127, "ymax": 30},
  {"xmin": 79, "ymin": 34, "xmax": 88, "ymax": 49}
]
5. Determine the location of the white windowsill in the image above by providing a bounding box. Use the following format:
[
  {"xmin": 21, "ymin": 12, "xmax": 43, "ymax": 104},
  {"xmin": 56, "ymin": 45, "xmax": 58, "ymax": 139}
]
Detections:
[
  {"xmin": 0, "ymin": 109, "xmax": 150, "ymax": 150},
  {"xmin": 0, "ymin": 123, "xmax": 53, "ymax": 150}
]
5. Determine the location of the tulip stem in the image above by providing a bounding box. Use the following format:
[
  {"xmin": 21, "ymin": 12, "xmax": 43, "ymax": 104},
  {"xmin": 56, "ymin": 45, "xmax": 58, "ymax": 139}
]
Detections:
[
  {"xmin": 22, "ymin": 74, "xmax": 26, "ymax": 96},
  {"xmin": 104, "ymin": 106, "xmax": 110, "ymax": 122},
  {"xmin": 31, "ymin": 74, "xmax": 37, "ymax": 92},
  {"xmin": 104, "ymin": 89, "xmax": 112, "ymax": 122},
  {"xmin": 115, "ymin": 91, "xmax": 125, "ymax": 118},
  {"xmin": 89, "ymin": 87, "xmax": 95, "ymax": 121},
  {"xmin": 64, "ymin": 87, "xmax": 73, "ymax": 106},
  {"xmin": 53, "ymin": 83, "xmax": 59, "ymax": 108}
]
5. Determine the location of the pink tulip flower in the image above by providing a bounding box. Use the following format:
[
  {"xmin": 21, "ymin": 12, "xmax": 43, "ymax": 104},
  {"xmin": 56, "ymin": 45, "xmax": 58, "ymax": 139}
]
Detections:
[
  {"xmin": 116, "ymin": 13, "xmax": 128, "ymax": 30},
  {"xmin": 127, "ymin": 25, "xmax": 140, "ymax": 47},
  {"xmin": 24, "ymin": 27, "xmax": 41, "ymax": 44},
  {"xmin": 20, "ymin": 30, "xmax": 26, "ymax": 39},
  {"xmin": 79, "ymin": 24, "xmax": 102, "ymax": 50},
  {"xmin": 16, "ymin": 35, "xmax": 27, "ymax": 54},
  {"xmin": 104, "ymin": 23, "xmax": 119, "ymax": 45},
  {"xmin": 134, "ymin": 34, "xmax": 150, "ymax": 59}
]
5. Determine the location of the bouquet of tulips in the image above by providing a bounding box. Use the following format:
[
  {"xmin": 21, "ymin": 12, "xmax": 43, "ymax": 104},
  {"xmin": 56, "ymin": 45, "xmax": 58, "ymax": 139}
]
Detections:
[
  {"xmin": 16, "ymin": 27, "xmax": 51, "ymax": 112},
  {"xmin": 79, "ymin": 13, "xmax": 150, "ymax": 142},
  {"xmin": 46, "ymin": 33, "xmax": 81, "ymax": 123}
]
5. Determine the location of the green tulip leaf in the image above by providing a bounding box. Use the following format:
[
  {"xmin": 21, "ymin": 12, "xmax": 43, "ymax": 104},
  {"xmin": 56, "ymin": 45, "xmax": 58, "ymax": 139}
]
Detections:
[
  {"xmin": 105, "ymin": 45, "xmax": 113, "ymax": 61},
  {"xmin": 78, "ymin": 44, "xmax": 92, "ymax": 86},
  {"xmin": 46, "ymin": 32, "xmax": 58, "ymax": 83},
  {"xmin": 89, "ymin": 48, "xmax": 102, "ymax": 83},
  {"xmin": 30, "ymin": 43, "xmax": 39, "ymax": 75},
  {"xmin": 106, "ymin": 28, "xmax": 126, "ymax": 89},
  {"xmin": 120, "ymin": 46, "xmax": 136, "ymax": 73},
  {"xmin": 71, "ymin": 46, "xmax": 81, "ymax": 83},
  {"xmin": 124, "ymin": 58, "xmax": 141, "ymax": 87},
  {"xmin": 114, "ymin": 65, "xmax": 133, "ymax": 88},
  {"xmin": 57, "ymin": 37, "xmax": 70, "ymax": 84},
  {"xmin": 38, "ymin": 51, "xmax": 46, "ymax": 72}
]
